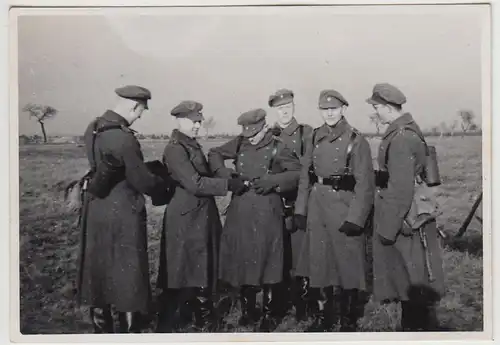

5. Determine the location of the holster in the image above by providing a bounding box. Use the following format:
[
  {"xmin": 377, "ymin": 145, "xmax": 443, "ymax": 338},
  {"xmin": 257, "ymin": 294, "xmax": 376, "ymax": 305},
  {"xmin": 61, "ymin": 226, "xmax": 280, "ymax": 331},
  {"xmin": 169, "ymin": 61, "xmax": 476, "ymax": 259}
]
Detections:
[
  {"xmin": 87, "ymin": 154, "xmax": 124, "ymax": 199},
  {"xmin": 374, "ymin": 170, "xmax": 389, "ymax": 189}
]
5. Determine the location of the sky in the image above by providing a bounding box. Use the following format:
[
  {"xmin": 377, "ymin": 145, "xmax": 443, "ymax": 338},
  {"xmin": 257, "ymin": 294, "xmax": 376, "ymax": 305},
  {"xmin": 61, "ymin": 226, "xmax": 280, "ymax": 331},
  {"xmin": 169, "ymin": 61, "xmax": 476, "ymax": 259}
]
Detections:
[{"xmin": 16, "ymin": 5, "xmax": 488, "ymax": 136}]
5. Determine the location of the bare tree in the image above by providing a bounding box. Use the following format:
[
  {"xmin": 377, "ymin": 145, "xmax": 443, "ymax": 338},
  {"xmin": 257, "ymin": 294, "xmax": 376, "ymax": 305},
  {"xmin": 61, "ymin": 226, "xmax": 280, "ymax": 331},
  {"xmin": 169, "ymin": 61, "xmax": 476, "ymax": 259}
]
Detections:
[
  {"xmin": 369, "ymin": 113, "xmax": 382, "ymax": 135},
  {"xmin": 202, "ymin": 116, "xmax": 216, "ymax": 138},
  {"xmin": 458, "ymin": 110, "xmax": 475, "ymax": 137},
  {"xmin": 23, "ymin": 103, "xmax": 58, "ymax": 143}
]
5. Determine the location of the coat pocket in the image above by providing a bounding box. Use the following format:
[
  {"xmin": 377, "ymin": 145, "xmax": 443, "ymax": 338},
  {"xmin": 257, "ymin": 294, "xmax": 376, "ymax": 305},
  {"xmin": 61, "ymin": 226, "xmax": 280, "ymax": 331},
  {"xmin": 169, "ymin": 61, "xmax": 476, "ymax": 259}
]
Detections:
[{"xmin": 180, "ymin": 198, "xmax": 208, "ymax": 215}]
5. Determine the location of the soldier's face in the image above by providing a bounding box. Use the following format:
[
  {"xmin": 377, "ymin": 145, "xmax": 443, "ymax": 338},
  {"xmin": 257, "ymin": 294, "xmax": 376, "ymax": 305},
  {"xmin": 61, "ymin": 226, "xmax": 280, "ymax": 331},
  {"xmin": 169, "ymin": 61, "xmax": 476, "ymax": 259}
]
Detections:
[
  {"xmin": 320, "ymin": 106, "xmax": 344, "ymax": 126},
  {"xmin": 275, "ymin": 102, "xmax": 295, "ymax": 126},
  {"xmin": 129, "ymin": 103, "xmax": 146, "ymax": 124},
  {"xmin": 373, "ymin": 104, "xmax": 394, "ymax": 124},
  {"xmin": 178, "ymin": 118, "xmax": 201, "ymax": 137},
  {"xmin": 248, "ymin": 125, "xmax": 268, "ymax": 145}
]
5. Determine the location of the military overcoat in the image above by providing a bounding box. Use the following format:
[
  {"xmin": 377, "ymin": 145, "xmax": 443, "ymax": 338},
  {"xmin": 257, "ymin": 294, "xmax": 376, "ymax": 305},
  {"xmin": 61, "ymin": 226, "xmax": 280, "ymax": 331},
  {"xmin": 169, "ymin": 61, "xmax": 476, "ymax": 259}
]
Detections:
[
  {"xmin": 156, "ymin": 129, "xmax": 229, "ymax": 291},
  {"xmin": 274, "ymin": 118, "xmax": 313, "ymax": 276},
  {"xmin": 78, "ymin": 110, "xmax": 164, "ymax": 313},
  {"xmin": 208, "ymin": 131, "xmax": 301, "ymax": 287},
  {"xmin": 372, "ymin": 113, "xmax": 445, "ymax": 303},
  {"xmin": 294, "ymin": 117, "xmax": 375, "ymax": 290}
]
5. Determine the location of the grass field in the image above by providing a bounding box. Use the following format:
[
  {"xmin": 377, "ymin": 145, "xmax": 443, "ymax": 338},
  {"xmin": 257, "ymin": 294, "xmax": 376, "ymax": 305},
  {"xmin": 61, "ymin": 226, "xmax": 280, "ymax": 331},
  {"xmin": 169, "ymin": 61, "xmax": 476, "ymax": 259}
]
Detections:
[{"xmin": 18, "ymin": 135, "xmax": 484, "ymax": 334}]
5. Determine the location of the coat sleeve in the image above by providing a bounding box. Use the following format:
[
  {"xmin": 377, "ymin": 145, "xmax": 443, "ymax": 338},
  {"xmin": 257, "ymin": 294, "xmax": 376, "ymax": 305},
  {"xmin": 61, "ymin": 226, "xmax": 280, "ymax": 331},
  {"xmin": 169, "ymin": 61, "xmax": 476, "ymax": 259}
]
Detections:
[
  {"xmin": 164, "ymin": 144, "xmax": 229, "ymax": 197},
  {"xmin": 346, "ymin": 136, "xmax": 375, "ymax": 227},
  {"xmin": 207, "ymin": 137, "xmax": 239, "ymax": 178},
  {"xmin": 294, "ymin": 129, "xmax": 314, "ymax": 216},
  {"xmin": 261, "ymin": 142, "xmax": 301, "ymax": 195},
  {"xmin": 377, "ymin": 132, "xmax": 419, "ymax": 241},
  {"xmin": 121, "ymin": 133, "xmax": 164, "ymax": 196}
]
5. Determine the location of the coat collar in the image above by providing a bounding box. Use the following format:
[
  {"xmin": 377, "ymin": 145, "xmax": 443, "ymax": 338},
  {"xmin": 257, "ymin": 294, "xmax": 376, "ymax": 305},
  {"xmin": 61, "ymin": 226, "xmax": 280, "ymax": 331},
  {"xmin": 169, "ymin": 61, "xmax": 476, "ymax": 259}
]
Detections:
[
  {"xmin": 281, "ymin": 117, "xmax": 300, "ymax": 136},
  {"xmin": 315, "ymin": 116, "xmax": 349, "ymax": 143},
  {"xmin": 382, "ymin": 113, "xmax": 415, "ymax": 139},
  {"xmin": 170, "ymin": 129, "xmax": 202, "ymax": 149},
  {"xmin": 253, "ymin": 130, "xmax": 275, "ymax": 150},
  {"xmin": 101, "ymin": 110, "xmax": 130, "ymax": 126}
]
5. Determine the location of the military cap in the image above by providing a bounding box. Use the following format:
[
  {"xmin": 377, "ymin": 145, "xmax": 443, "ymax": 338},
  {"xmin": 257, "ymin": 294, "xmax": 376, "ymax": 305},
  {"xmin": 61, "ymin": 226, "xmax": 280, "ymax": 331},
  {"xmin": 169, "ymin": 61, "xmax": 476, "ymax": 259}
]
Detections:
[
  {"xmin": 268, "ymin": 88, "xmax": 294, "ymax": 107},
  {"xmin": 318, "ymin": 89, "xmax": 349, "ymax": 109},
  {"xmin": 115, "ymin": 85, "xmax": 151, "ymax": 109},
  {"xmin": 170, "ymin": 100, "xmax": 204, "ymax": 122},
  {"xmin": 366, "ymin": 83, "xmax": 407, "ymax": 106},
  {"xmin": 237, "ymin": 108, "xmax": 267, "ymax": 137}
]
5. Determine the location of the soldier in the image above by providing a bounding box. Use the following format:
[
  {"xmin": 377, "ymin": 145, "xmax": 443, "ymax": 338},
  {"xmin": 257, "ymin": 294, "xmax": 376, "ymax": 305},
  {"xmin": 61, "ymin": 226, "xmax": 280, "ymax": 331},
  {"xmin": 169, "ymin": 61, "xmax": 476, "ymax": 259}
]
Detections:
[
  {"xmin": 268, "ymin": 89, "xmax": 313, "ymax": 321},
  {"xmin": 155, "ymin": 101, "xmax": 247, "ymax": 332},
  {"xmin": 294, "ymin": 90, "xmax": 375, "ymax": 332},
  {"xmin": 207, "ymin": 108, "xmax": 301, "ymax": 332},
  {"xmin": 366, "ymin": 83, "xmax": 445, "ymax": 331},
  {"xmin": 78, "ymin": 85, "xmax": 167, "ymax": 333}
]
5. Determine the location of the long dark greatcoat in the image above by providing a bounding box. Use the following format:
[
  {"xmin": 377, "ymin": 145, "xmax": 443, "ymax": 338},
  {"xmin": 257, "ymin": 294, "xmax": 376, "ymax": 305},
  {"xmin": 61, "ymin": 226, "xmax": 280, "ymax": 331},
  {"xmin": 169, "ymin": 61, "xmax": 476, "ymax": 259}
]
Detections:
[
  {"xmin": 208, "ymin": 131, "xmax": 301, "ymax": 287},
  {"xmin": 294, "ymin": 117, "xmax": 375, "ymax": 290},
  {"xmin": 78, "ymin": 110, "xmax": 164, "ymax": 313},
  {"xmin": 275, "ymin": 118, "xmax": 313, "ymax": 276},
  {"xmin": 372, "ymin": 113, "xmax": 445, "ymax": 303},
  {"xmin": 156, "ymin": 130, "xmax": 229, "ymax": 292}
]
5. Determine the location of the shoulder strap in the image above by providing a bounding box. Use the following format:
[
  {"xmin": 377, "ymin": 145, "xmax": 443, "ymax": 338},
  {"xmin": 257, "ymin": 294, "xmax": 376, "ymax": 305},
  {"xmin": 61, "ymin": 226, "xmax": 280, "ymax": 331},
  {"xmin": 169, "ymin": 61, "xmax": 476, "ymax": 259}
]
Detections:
[
  {"xmin": 267, "ymin": 137, "xmax": 280, "ymax": 173},
  {"xmin": 344, "ymin": 130, "xmax": 358, "ymax": 174},
  {"xmin": 384, "ymin": 126, "xmax": 428, "ymax": 167},
  {"xmin": 90, "ymin": 118, "xmax": 127, "ymax": 171},
  {"xmin": 298, "ymin": 124, "xmax": 304, "ymax": 156}
]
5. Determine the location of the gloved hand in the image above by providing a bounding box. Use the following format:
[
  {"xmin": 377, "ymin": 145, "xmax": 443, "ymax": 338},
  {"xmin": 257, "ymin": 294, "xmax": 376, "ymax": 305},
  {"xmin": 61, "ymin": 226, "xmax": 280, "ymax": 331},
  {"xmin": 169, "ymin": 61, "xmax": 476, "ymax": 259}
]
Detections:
[
  {"xmin": 400, "ymin": 225, "xmax": 414, "ymax": 237},
  {"xmin": 294, "ymin": 214, "xmax": 307, "ymax": 230},
  {"xmin": 228, "ymin": 177, "xmax": 248, "ymax": 195},
  {"xmin": 252, "ymin": 178, "xmax": 277, "ymax": 195},
  {"xmin": 378, "ymin": 234, "xmax": 395, "ymax": 246},
  {"xmin": 338, "ymin": 221, "xmax": 364, "ymax": 237}
]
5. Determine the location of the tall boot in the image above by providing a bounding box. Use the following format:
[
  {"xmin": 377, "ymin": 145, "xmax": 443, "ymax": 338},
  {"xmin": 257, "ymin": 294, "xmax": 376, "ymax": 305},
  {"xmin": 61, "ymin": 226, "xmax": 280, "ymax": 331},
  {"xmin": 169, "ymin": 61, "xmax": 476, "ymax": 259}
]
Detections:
[
  {"xmin": 401, "ymin": 301, "xmax": 419, "ymax": 331},
  {"xmin": 307, "ymin": 286, "xmax": 335, "ymax": 332},
  {"xmin": 117, "ymin": 312, "xmax": 143, "ymax": 333},
  {"xmin": 90, "ymin": 306, "xmax": 114, "ymax": 333},
  {"xmin": 192, "ymin": 287, "xmax": 216, "ymax": 332},
  {"xmin": 294, "ymin": 276, "xmax": 310, "ymax": 322},
  {"xmin": 340, "ymin": 289, "xmax": 361, "ymax": 332},
  {"xmin": 155, "ymin": 289, "xmax": 180, "ymax": 333},
  {"xmin": 238, "ymin": 285, "xmax": 259, "ymax": 328},
  {"xmin": 259, "ymin": 284, "xmax": 282, "ymax": 332}
]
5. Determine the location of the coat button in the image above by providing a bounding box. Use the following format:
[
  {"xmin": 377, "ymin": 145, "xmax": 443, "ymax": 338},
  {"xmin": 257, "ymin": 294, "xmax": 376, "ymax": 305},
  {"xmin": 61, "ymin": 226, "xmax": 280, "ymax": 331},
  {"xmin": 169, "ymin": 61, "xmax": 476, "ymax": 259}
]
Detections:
[
  {"xmin": 316, "ymin": 145, "xmax": 319, "ymax": 148},
  {"xmin": 339, "ymin": 138, "xmax": 342, "ymax": 141}
]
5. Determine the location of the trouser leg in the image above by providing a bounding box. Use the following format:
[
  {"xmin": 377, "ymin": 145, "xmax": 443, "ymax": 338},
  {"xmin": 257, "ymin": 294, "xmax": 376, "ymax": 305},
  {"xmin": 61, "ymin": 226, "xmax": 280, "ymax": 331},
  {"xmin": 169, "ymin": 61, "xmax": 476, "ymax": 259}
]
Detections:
[
  {"xmin": 89, "ymin": 306, "xmax": 114, "ymax": 333},
  {"xmin": 307, "ymin": 286, "xmax": 335, "ymax": 332},
  {"xmin": 340, "ymin": 289, "xmax": 362, "ymax": 332},
  {"xmin": 155, "ymin": 289, "xmax": 180, "ymax": 333},
  {"xmin": 192, "ymin": 287, "xmax": 217, "ymax": 331}
]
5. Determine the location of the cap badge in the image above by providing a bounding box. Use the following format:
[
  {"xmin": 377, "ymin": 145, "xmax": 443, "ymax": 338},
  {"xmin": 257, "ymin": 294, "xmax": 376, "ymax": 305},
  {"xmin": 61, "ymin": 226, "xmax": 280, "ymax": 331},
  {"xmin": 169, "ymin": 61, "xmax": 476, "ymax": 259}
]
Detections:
[
  {"xmin": 327, "ymin": 96, "xmax": 332, "ymax": 101},
  {"xmin": 280, "ymin": 95, "xmax": 284, "ymax": 98}
]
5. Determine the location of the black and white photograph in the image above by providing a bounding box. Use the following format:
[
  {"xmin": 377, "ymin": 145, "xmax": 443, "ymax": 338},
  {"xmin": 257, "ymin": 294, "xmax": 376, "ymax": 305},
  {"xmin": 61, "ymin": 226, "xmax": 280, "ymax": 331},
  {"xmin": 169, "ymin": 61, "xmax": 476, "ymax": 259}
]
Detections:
[{"xmin": 9, "ymin": 1, "xmax": 493, "ymax": 342}]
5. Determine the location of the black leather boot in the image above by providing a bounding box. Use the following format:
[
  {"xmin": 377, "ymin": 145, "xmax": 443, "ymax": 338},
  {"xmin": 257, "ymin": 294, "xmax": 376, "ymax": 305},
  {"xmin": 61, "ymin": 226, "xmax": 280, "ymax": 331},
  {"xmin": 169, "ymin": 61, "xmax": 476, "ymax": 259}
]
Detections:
[
  {"xmin": 155, "ymin": 289, "xmax": 180, "ymax": 333},
  {"xmin": 340, "ymin": 289, "xmax": 361, "ymax": 332},
  {"xmin": 238, "ymin": 285, "xmax": 259, "ymax": 328},
  {"xmin": 259, "ymin": 284, "xmax": 282, "ymax": 332},
  {"xmin": 90, "ymin": 306, "xmax": 114, "ymax": 333},
  {"xmin": 401, "ymin": 301, "xmax": 419, "ymax": 331},
  {"xmin": 307, "ymin": 286, "xmax": 335, "ymax": 332},
  {"xmin": 117, "ymin": 311, "xmax": 142, "ymax": 333},
  {"xmin": 192, "ymin": 287, "xmax": 217, "ymax": 332},
  {"xmin": 294, "ymin": 276, "xmax": 310, "ymax": 322}
]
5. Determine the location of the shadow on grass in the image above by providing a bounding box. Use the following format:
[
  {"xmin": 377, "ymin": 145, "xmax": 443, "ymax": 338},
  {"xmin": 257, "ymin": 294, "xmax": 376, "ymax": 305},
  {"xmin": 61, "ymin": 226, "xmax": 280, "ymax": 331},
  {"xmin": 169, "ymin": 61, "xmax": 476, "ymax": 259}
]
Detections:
[{"xmin": 443, "ymin": 232, "xmax": 483, "ymax": 257}]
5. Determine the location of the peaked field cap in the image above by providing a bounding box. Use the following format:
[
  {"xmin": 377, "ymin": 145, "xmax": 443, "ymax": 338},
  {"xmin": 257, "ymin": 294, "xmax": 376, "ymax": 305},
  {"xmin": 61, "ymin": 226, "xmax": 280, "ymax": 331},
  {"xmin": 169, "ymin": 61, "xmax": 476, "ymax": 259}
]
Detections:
[
  {"xmin": 318, "ymin": 89, "xmax": 349, "ymax": 109},
  {"xmin": 170, "ymin": 100, "xmax": 204, "ymax": 122},
  {"xmin": 237, "ymin": 108, "xmax": 267, "ymax": 137},
  {"xmin": 268, "ymin": 88, "xmax": 294, "ymax": 107},
  {"xmin": 366, "ymin": 83, "xmax": 407, "ymax": 106},
  {"xmin": 115, "ymin": 85, "xmax": 151, "ymax": 109}
]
